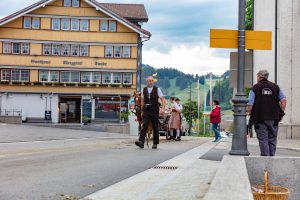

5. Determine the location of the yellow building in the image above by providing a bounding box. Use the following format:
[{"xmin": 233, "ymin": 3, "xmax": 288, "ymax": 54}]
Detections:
[{"xmin": 0, "ymin": 0, "xmax": 150, "ymax": 123}]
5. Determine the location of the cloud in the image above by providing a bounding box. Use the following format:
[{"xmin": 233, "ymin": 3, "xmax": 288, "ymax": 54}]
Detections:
[{"xmin": 143, "ymin": 44, "xmax": 230, "ymax": 76}]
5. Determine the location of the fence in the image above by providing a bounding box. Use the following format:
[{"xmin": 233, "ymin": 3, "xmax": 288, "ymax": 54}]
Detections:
[{"xmin": 0, "ymin": 109, "xmax": 22, "ymax": 117}]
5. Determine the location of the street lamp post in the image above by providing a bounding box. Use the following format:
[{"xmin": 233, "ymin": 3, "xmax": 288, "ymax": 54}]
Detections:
[{"xmin": 229, "ymin": 0, "xmax": 250, "ymax": 156}]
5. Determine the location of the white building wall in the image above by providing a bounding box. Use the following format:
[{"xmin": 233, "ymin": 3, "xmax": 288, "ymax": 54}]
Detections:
[{"xmin": 0, "ymin": 93, "xmax": 59, "ymax": 123}]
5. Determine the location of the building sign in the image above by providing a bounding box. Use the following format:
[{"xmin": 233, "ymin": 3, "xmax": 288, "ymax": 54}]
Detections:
[
  {"xmin": 95, "ymin": 61, "xmax": 107, "ymax": 66},
  {"xmin": 31, "ymin": 59, "xmax": 51, "ymax": 64},
  {"xmin": 63, "ymin": 61, "xmax": 83, "ymax": 66},
  {"xmin": 45, "ymin": 110, "xmax": 52, "ymax": 120}
]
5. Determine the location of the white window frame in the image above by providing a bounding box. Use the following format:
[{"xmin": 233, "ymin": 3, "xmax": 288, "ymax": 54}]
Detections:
[
  {"xmin": 64, "ymin": 0, "xmax": 71, "ymax": 7},
  {"xmin": 61, "ymin": 18, "xmax": 70, "ymax": 30},
  {"xmin": 102, "ymin": 72, "xmax": 111, "ymax": 84},
  {"xmin": 24, "ymin": 17, "xmax": 31, "ymax": 29},
  {"xmin": 21, "ymin": 43, "xmax": 30, "ymax": 54},
  {"xmin": 52, "ymin": 18, "xmax": 61, "ymax": 30},
  {"xmin": 80, "ymin": 20, "xmax": 89, "ymax": 31},
  {"xmin": 52, "ymin": 44, "xmax": 61, "ymax": 56},
  {"xmin": 114, "ymin": 46, "xmax": 122, "ymax": 58},
  {"xmin": 39, "ymin": 71, "xmax": 49, "ymax": 82},
  {"xmin": 12, "ymin": 43, "xmax": 21, "ymax": 54},
  {"xmin": 71, "ymin": 45, "xmax": 80, "ymax": 56},
  {"xmin": 100, "ymin": 20, "xmax": 108, "ymax": 32},
  {"xmin": 61, "ymin": 44, "xmax": 70, "ymax": 56},
  {"xmin": 3, "ymin": 42, "xmax": 12, "ymax": 54},
  {"xmin": 60, "ymin": 71, "xmax": 80, "ymax": 83},
  {"xmin": 43, "ymin": 44, "xmax": 52, "ymax": 55},
  {"xmin": 92, "ymin": 72, "xmax": 101, "ymax": 83},
  {"xmin": 39, "ymin": 71, "xmax": 59, "ymax": 83},
  {"xmin": 32, "ymin": 18, "xmax": 40, "ymax": 29},
  {"xmin": 1, "ymin": 69, "xmax": 11, "ymax": 82},
  {"xmin": 71, "ymin": 19, "xmax": 79, "ymax": 31},
  {"xmin": 11, "ymin": 69, "xmax": 29, "ymax": 82},
  {"xmin": 81, "ymin": 72, "xmax": 92, "ymax": 83},
  {"xmin": 72, "ymin": 0, "xmax": 80, "ymax": 7},
  {"xmin": 122, "ymin": 47, "xmax": 131, "ymax": 58},
  {"xmin": 80, "ymin": 45, "xmax": 88, "ymax": 57},
  {"xmin": 105, "ymin": 46, "xmax": 113, "ymax": 58},
  {"xmin": 112, "ymin": 73, "xmax": 122, "ymax": 85},
  {"xmin": 123, "ymin": 73, "xmax": 132, "ymax": 85},
  {"xmin": 109, "ymin": 21, "xmax": 117, "ymax": 32}
]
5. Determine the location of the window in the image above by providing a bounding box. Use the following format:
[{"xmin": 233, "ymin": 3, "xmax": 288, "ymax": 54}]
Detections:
[
  {"xmin": 61, "ymin": 18, "xmax": 70, "ymax": 30},
  {"xmin": 123, "ymin": 47, "xmax": 131, "ymax": 58},
  {"xmin": 1, "ymin": 69, "xmax": 10, "ymax": 81},
  {"xmin": 64, "ymin": 0, "xmax": 71, "ymax": 7},
  {"xmin": 21, "ymin": 43, "xmax": 30, "ymax": 54},
  {"xmin": 12, "ymin": 43, "xmax": 20, "ymax": 54},
  {"xmin": 123, "ymin": 73, "xmax": 132, "ymax": 85},
  {"xmin": 105, "ymin": 46, "xmax": 113, "ymax": 58},
  {"xmin": 52, "ymin": 18, "xmax": 61, "ymax": 30},
  {"xmin": 81, "ymin": 72, "xmax": 101, "ymax": 83},
  {"xmin": 70, "ymin": 71, "xmax": 80, "ymax": 82},
  {"xmin": 80, "ymin": 45, "xmax": 88, "ymax": 56},
  {"xmin": 112, "ymin": 73, "xmax": 122, "ymax": 84},
  {"xmin": 52, "ymin": 44, "xmax": 61, "ymax": 55},
  {"xmin": 71, "ymin": 45, "xmax": 79, "ymax": 56},
  {"xmin": 109, "ymin": 21, "xmax": 116, "ymax": 32},
  {"xmin": 114, "ymin": 46, "xmax": 122, "ymax": 58},
  {"xmin": 11, "ymin": 70, "xmax": 29, "ymax": 82},
  {"xmin": 72, "ymin": 0, "xmax": 79, "ymax": 7},
  {"xmin": 32, "ymin": 18, "xmax": 40, "ymax": 29},
  {"xmin": 61, "ymin": 71, "xmax": 80, "ymax": 83},
  {"xmin": 39, "ymin": 71, "xmax": 59, "ymax": 82},
  {"xmin": 102, "ymin": 72, "xmax": 111, "ymax": 84},
  {"xmin": 3, "ymin": 42, "xmax": 11, "ymax": 54},
  {"xmin": 60, "ymin": 72, "xmax": 70, "ymax": 83},
  {"xmin": 100, "ymin": 20, "xmax": 108, "ymax": 32},
  {"xmin": 71, "ymin": 19, "xmax": 79, "ymax": 31},
  {"xmin": 24, "ymin": 17, "xmax": 31, "ymax": 28},
  {"xmin": 92, "ymin": 72, "xmax": 101, "ymax": 83},
  {"xmin": 80, "ymin": 20, "xmax": 89, "ymax": 31},
  {"xmin": 61, "ymin": 44, "xmax": 70, "ymax": 56},
  {"xmin": 43, "ymin": 44, "xmax": 51, "ymax": 55}
]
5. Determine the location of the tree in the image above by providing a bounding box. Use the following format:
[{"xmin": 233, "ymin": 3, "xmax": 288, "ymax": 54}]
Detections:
[
  {"xmin": 246, "ymin": 0, "xmax": 253, "ymax": 30},
  {"xmin": 182, "ymin": 100, "xmax": 202, "ymax": 124}
]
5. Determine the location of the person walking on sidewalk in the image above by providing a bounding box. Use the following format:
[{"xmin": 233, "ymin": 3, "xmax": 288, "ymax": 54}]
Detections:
[
  {"xmin": 209, "ymin": 100, "xmax": 222, "ymax": 142},
  {"xmin": 168, "ymin": 98, "xmax": 182, "ymax": 141},
  {"xmin": 167, "ymin": 97, "xmax": 175, "ymax": 140},
  {"xmin": 135, "ymin": 76, "xmax": 166, "ymax": 149},
  {"xmin": 248, "ymin": 70, "xmax": 287, "ymax": 156}
]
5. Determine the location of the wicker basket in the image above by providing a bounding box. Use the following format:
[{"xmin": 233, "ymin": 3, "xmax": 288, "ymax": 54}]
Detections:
[{"xmin": 252, "ymin": 171, "xmax": 289, "ymax": 200}]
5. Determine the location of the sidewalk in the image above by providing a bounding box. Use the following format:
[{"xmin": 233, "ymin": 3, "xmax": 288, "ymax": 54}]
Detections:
[
  {"xmin": 248, "ymin": 137, "xmax": 300, "ymax": 152},
  {"xmin": 83, "ymin": 142, "xmax": 220, "ymax": 200}
]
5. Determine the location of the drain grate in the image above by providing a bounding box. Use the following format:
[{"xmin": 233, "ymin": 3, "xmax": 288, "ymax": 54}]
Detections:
[{"xmin": 152, "ymin": 166, "xmax": 178, "ymax": 170}]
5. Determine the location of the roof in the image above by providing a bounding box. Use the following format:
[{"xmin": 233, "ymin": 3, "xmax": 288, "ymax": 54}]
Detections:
[
  {"xmin": 0, "ymin": 0, "xmax": 151, "ymax": 38},
  {"xmin": 99, "ymin": 3, "xmax": 148, "ymax": 22}
]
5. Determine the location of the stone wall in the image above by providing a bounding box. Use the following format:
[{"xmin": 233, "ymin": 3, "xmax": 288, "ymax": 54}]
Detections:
[{"xmin": 0, "ymin": 116, "xmax": 22, "ymax": 124}]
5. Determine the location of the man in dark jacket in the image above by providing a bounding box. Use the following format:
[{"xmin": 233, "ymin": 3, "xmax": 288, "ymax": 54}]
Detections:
[
  {"xmin": 135, "ymin": 76, "xmax": 166, "ymax": 149},
  {"xmin": 248, "ymin": 70, "xmax": 287, "ymax": 156}
]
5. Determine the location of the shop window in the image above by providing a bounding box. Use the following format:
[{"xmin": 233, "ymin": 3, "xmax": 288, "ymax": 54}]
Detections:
[
  {"xmin": 71, "ymin": 45, "xmax": 79, "ymax": 56},
  {"xmin": 71, "ymin": 19, "xmax": 79, "ymax": 31},
  {"xmin": 52, "ymin": 44, "xmax": 61, "ymax": 56},
  {"xmin": 61, "ymin": 44, "xmax": 70, "ymax": 56},
  {"xmin": 109, "ymin": 21, "xmax": 116, "ymax": 32},
  {"xmin": 32, "ymin": 18, "xmax": 40, "ymax": 29},
  {"xmin": 64, "ymin": 0, "xmax": 71, "ymax": 7},
  {"xmin": 102, "ymin": 72, "xmax": 111, "ymax": 84},
  {"xmin": 100, "ymin": 20, "xmax": 108, "ymax": 32},
  {"xmin": 52, "ymin": 18, "xmax": 61, "ymax": 30},
  {"xmin": 21, "ymin": 43, "xmax": 30, "ymax": 54},
  {"xmin": 61, "ymin": 18, "xmax": 70, "ymax": 30},
  {"xmin": 24, "ymin": 17, "xmax": 31, "ymax": 29},
  {"xmin": 123, "ymin": 47, "xmax": 131, "ymax": 58},
  {"xmin": 12, "ymin": 43, "xmax": 20, "ymax": 54},
  {"xmin": 3, "ymin": 42, "xmax": 12, "ymax": 54},
  {"xmin": 80, "ymin": 20, "xmax": 89, "ymax": 31},
  {"xmin": 80, "ymin": 45, "xmax": 88, "ymax": 56},
  {"xmin": 112, "ymin": 73, "xmax": 122, "ymax": 84},
  {"xmin": 114, "ymin": 46, "xmax": 122, "ymax": 58},
  {"xmin": 105, "ymin": 46, "xmax": 113, "ymax": 58},
  {"xmin": 1, "ymin": 69, "xmax": 10, "ymax": 81},
  {"xmin": 123, "ymin": 73, "xmax": 132, "ymax": 85},
  {"xmin": 43, "ymin": 44, "xmax": 51, "ymax": 55}
]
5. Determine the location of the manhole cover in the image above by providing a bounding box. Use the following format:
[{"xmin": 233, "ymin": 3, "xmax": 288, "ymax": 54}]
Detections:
[{"xmin": 152, "ymin": 166, "xmax": 178, "ymax": 170}]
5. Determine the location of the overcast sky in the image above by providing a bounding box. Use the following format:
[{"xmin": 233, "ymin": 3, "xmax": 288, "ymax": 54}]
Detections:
[{"xmin": 0, "ymin": 0, "xmax": 238, "ymax": 75}]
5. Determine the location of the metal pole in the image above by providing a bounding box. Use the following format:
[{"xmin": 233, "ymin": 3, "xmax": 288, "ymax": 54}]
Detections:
[
  {"xmin": 188, "ymin": 79, "xmax": 192, "ymax": 135},
  {"xmin": 230, "ymin": 0, "xmax": 250, "ymax": 156},
  {"xmin": 137, "ymin": 36, "xmax": 142, "ymax": 92}
]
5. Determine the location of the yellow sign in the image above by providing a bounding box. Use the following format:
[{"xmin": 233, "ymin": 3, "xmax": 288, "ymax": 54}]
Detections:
[{"xmin": 210, "ymin": 29, "xmax": 272, "ymax": 50}]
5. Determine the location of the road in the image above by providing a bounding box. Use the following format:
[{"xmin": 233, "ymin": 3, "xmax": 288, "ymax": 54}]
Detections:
[{"xmin": 0, "ymin": 124, "xmax": 209, "ymax": 200}]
